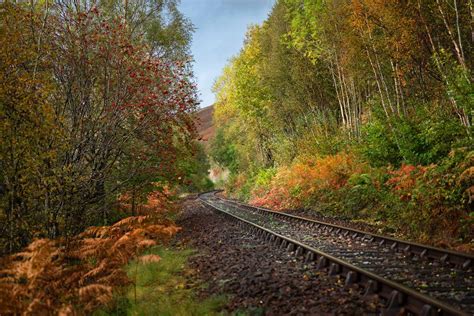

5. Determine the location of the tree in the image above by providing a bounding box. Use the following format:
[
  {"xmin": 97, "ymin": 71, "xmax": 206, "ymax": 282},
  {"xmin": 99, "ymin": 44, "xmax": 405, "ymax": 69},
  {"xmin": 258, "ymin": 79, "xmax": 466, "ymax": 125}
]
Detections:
[
  {"xmin": 0, "ymin": 1, "xmax": 198, "ymax": 253},
  {"xmin": 0, "ymin": 3, "xmax": 64, "ymax": 251}
]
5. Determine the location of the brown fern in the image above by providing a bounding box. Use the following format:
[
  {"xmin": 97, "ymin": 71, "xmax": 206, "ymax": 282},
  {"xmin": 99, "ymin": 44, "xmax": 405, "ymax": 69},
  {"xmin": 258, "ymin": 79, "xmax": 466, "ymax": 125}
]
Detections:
[
  {"xmin": 0, "ymin": 186, "xmax": 182, "ymax": 315},
  {"xmin": 0, "ymin": 212, "xmax": 181, "ymax": 314},
  {"xmin": 78, "ymin": 284, "xmax": 113, "ymax": 311}
]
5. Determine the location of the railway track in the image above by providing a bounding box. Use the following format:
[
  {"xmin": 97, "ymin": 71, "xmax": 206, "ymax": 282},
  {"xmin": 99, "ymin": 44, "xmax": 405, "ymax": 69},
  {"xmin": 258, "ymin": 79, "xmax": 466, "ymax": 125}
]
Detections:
[{"xmin": 199, "ymin": 191, "xmax": 474, "ymax": 316}]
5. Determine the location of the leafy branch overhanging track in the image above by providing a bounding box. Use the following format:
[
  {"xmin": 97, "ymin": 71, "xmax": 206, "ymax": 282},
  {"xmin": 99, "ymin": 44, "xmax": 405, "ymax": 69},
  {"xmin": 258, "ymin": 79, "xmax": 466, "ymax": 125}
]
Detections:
[{"xmin": 199, "ymin": 191, "xmax": 473, "ymax": 316}]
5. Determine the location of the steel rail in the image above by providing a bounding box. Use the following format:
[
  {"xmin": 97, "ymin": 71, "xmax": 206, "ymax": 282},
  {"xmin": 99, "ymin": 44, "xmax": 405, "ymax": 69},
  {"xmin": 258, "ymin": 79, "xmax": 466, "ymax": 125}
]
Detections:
[
  {"xmin": 219, "ymin": 196, "xmax": 473, "ymax": 269},
  {"xmin": 199, "ymin": 192, "xmax": 470, "ymax": 316}
]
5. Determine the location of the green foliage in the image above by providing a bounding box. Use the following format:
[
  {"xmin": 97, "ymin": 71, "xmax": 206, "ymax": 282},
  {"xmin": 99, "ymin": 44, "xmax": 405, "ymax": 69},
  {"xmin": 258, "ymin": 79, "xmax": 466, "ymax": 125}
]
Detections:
[
  {"xmin": 284, "ymin": 0, "xmax": 326, "ymax": 62},
  {"xmin": 211, "ymin": 1, "xmax": 340, "ymax": 176},
  {"xmin": 96, "ymin": 247, "xmax": 226, "ymax": 315},
  {"xmin": 342, "ymin": 172, "xmax": 386, "ymax": 218},
  {"xmin": 361, "ymin": 103, "xmax": 467, "ymax": 167},
  {"xmin": 2, "ymin": 0, "xmax": 473, "ymax": 253},
  {"xmin": 177, "ymin": 142, "xmax": 214, "ymax": 193},
  {"xmin": 214, "ymin": 0, "xmax": 473, "ymax": 246},
  {"xmin": 210, "ymin": 128, "xmax": 240, "ymax": 173},
  {"xmin": 360, "ymin": 120, "xmax": 401, "ymax": 167},
  {"xmin": 0, "ymin": 3, "xmax": 65, "ymax": 251},
  {"xmin": 431, "ymin": 49, "xmax": 473, "ymax": 134},
  {"xmin": 254, "ymin": 168, "xmax": 277, "ymax": 189}
]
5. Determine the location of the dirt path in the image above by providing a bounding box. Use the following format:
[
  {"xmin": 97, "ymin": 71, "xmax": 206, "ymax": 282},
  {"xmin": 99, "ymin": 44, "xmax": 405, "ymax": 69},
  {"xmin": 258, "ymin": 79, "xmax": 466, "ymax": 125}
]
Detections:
[{"xmin": 175, "ymin": 196, "xmax": 383, "ymax": 315}]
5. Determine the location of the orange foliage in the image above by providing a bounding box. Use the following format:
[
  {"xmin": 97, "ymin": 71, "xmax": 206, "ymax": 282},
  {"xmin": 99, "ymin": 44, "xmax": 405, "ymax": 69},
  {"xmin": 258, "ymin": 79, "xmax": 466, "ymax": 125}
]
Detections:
[
  {"xmin": 250, "ymin": 152, "xmax": 364, "ymax": 210},
  {"xmin": 118, "ymin": 185, "xmax": 176, "ymax": 215},
  {"xmin": 234, "ymin": 174, "xmax": 249, "ymax": 191},
  {"xmin": 251, "ymin": 186, "xmax": 296, "ymax": 211},
  {"xmin": 0, "ymin": 202, "xmax": 180, "ymax": 314},
  {"xmin": 224, "ymin": 173, "xmax": 249, "ymax": 197},
  {"xmin": 386, "ymin": 164, "xmax": 428, "ymax": 201}
]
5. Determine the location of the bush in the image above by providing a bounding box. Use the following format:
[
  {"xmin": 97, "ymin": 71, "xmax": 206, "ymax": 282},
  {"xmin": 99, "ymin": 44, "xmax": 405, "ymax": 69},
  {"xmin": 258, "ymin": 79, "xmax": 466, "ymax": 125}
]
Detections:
[
  {"xmin": 224, "ymin": 173, "xmax": 253, "ymax": 201},
  {"xmin": 339, "ymin": 171, "xmax": 387, "ymax": 218},
  {"xmin": 360, "ymin": 120, "xmax": 401, "ymax": 167},
  {"xmin": 254, "ymin": 168, "xmax": 277, "ymax": 189},
  {"xmin": 361, "ymin": 102, "xmax": 468, "ymax": 167},
  {"xmin": 382, "ymin": 149, "xmax": 473, "ymax": 242},
  {"xmin": 249, "ymin": 152, "xmax": 364, "ymax": 211}
]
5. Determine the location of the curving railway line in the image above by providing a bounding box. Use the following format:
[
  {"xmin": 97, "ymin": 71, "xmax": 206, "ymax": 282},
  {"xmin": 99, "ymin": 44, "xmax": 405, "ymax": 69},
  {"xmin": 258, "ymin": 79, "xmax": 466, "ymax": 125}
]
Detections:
[{"xmin": 199, "ymin": 191, "xmax": 473, "ymax": 316}]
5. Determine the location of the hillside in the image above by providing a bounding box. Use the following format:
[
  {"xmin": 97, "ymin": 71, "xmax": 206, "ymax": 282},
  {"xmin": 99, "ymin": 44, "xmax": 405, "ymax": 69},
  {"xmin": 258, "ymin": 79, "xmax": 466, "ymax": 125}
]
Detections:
[{"xmin": 194, "ymin": 105, "xmax": 215, "ymax": 144}]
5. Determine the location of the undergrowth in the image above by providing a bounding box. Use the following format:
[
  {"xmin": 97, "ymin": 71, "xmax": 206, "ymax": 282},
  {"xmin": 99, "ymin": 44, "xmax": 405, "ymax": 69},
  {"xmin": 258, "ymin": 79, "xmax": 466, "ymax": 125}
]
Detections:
[
  {"xmin": 97, "ymin": 247, "xmax": 226, "ymax": 316},
  {"xmin": 0, "ymin": 191, "xmax": 182, "ymax": 314}
]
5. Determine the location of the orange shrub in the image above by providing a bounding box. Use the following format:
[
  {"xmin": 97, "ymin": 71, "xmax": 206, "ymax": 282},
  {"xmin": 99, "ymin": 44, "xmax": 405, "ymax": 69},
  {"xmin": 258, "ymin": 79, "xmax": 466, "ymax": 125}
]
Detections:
[
  {"xmin": 386, "ymin": 164, "xmax": 428, "ymax": 201},
  {"xmin": 250, "ymin": 152, "xmax": 365, "ymax": 210},
  {"xmin": 118, "ymin": 185, "xmax": 176, "ymax": 215},
  {"xmin": 251, "ymin": 186, "xmax": 296, "ymax": 210}
]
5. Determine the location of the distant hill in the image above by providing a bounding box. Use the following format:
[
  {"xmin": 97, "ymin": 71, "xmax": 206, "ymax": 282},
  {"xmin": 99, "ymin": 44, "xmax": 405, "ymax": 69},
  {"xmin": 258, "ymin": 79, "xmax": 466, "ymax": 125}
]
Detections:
[
  {"xmin": 194, "ymin": 105, "xmax": 215, "ymax": 145},
  {"xmin": 194, "ymin": 104, "xmax": 229, "ymax": 183}
]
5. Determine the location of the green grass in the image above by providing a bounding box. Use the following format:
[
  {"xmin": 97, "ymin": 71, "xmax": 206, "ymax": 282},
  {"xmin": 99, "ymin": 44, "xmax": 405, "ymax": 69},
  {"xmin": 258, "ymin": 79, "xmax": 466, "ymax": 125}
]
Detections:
[{"xmin": 96, "ymin": 247, "xmax": 227, "ymax": 316}]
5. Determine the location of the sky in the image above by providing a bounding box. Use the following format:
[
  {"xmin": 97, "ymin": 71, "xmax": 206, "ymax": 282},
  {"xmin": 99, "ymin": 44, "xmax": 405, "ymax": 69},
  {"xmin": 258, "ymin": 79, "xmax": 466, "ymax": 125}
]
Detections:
[{"xmin": 179, "ymin": 0, "xmax": 275, "ymax": 108}]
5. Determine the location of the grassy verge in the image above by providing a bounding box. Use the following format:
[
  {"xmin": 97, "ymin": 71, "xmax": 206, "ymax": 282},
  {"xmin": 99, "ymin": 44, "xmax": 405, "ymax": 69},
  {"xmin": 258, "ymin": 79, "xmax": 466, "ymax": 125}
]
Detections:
[{"xmin": 96, "ymin": 247, "xmax": 227, "ymax": 316}]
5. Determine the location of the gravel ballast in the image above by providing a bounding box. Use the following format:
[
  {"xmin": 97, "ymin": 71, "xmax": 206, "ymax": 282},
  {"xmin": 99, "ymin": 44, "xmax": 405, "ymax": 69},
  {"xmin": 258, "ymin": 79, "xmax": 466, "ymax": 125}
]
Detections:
[{"xmin": 175, "ymin": 196, "xmax": 382, "ymax": 315}]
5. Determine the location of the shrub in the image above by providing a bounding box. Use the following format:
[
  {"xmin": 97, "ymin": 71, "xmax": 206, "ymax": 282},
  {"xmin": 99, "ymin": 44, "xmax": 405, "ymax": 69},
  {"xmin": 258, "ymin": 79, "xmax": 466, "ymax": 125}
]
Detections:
[
  {"xmin": 361, "ymin": 103, "xmax": 468, "ymax": 167},
  {"xmin": 383, "ymin": 149, "xmax": 473, "ymax": 242},
  {"xmin": 338, "ymin": 171, "xmax": 387, "ymax": 218},
  {"xmin": 224, "ymin": 172, "xmax": 254, "ymax": 201},
  {"xmin": 250, "ymin": 152, "xmax": 364, "ymax": 211}
]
